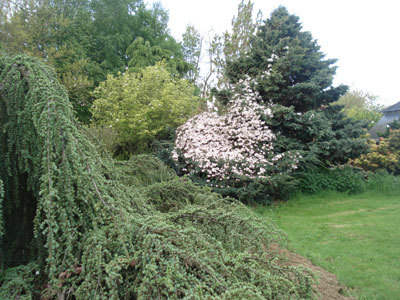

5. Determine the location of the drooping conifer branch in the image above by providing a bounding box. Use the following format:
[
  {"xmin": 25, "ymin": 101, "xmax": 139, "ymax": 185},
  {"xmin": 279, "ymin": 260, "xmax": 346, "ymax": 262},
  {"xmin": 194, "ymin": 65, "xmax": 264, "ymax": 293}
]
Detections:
[{"xmin": 0, "ymin": 55, "xmax": 314, "ymax": 299}]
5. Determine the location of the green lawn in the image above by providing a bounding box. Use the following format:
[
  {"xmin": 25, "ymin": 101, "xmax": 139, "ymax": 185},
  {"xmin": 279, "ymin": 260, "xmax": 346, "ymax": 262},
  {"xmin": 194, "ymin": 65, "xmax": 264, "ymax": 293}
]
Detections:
[{"xmin": 255, "ymin": 191, "xmax": 400, "ymax": 300}]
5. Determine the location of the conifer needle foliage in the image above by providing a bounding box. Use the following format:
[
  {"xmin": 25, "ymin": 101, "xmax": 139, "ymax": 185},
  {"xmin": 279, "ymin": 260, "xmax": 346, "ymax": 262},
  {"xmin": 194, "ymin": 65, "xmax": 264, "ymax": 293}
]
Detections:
[{"xmin": 0, "ymin": 55, "xmax": 314, "ymax": 299}]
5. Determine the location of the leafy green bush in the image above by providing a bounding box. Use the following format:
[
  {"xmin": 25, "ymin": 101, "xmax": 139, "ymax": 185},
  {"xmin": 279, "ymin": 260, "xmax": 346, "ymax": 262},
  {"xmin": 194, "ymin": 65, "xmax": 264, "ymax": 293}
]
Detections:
[
  {"xmin": 91, "ymin": 63, "xmax": 200, "ymax": 154},
  {"xmin": 350, "ymin": 130, "xmax": 400, "ymax": 174},
  {"xmin": 297, "ymin": 166, "xmax": 366, "ymax": 195}
]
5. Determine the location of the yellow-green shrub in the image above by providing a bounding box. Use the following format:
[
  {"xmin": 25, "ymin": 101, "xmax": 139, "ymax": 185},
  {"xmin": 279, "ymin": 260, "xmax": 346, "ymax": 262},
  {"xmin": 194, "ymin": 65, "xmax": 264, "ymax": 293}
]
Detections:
[
  {"xmin": 91, "ymin": 62, "xmax": 200, "ymax": 154},
  {"xmin": 350, "ymin": 130, "xmax": 400, "ymax": 174}
]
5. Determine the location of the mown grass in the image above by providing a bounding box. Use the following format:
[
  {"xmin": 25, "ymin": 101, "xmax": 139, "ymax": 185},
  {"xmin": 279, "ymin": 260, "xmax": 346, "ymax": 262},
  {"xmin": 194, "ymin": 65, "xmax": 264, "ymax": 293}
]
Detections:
[{"xmin": 255, "ymin": 190, "xmax": 400, "ymax": 299}]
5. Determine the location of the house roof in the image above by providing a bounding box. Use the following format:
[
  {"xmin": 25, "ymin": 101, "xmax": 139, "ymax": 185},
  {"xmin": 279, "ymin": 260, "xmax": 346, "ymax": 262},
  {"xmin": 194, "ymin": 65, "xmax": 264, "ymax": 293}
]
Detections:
[{"xmin": 382, "ymin": 101, "xmax": 400, "ymax": 113}]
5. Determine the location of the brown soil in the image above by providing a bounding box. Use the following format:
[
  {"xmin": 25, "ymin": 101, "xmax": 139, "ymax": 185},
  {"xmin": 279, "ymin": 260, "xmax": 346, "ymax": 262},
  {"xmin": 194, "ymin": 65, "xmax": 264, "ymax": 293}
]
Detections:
[{"xmin": 271, "ymin": 245, "xmax": 357, "ymax": 300}]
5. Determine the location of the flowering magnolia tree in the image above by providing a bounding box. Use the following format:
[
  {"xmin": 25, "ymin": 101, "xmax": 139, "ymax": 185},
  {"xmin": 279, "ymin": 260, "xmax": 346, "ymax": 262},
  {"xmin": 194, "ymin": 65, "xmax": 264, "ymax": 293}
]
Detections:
[{"xmin": 173, "ymin": 78, "xmax": 299, "ymax": 189}]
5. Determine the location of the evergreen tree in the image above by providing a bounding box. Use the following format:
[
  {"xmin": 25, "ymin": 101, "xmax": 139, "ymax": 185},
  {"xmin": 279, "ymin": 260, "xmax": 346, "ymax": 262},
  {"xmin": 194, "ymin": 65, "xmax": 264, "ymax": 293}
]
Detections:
[
  {"xmin": 321, "ymin": 105, "xmax": 369, "ymax": 164},
  {"xmin": 226, "ymin": 6, "xmax": 348, "ymax": 112},
  {"xmin": 263, "ymin": 104, "xmax": 369, "ymax": 167},
  {"xmin": 210, "ymin": 6, "xmax": 369, "ymax": 173}
]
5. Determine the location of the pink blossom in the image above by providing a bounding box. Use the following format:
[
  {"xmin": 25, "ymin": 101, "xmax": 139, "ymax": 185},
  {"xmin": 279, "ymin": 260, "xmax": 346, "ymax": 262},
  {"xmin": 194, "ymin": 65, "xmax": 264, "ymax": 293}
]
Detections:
[{"xmin": 172, "ymin": 77, "xmax": 299, "ymax": 184}]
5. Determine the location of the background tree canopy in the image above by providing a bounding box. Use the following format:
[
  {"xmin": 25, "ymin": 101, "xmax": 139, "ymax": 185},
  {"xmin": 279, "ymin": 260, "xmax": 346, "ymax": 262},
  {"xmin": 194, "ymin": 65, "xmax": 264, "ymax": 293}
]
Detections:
[
  {"xmin": 0, "ymin": 0, "xmax": 188, "ymax": 123},
  {"xmin": 126, "ymin": 37, "xmax": 189, "ymax": 75},
  {"xmin": 334, "ymin": 90, "xmax": 383, "ymax": 129}
]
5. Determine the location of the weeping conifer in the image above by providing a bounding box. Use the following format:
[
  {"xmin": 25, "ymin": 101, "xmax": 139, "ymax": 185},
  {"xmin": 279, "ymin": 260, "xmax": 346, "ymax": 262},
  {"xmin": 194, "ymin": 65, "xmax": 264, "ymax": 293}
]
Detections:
[{"xmin": 0, "ymin": 55, "xmax": 314, "ymax": 299}]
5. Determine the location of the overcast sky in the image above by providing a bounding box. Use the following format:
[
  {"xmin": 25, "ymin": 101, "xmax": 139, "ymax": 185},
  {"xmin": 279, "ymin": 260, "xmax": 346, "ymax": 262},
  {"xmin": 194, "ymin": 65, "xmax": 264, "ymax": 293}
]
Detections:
[{"xmin": 145, "ymin": 0, "xmax": 400, "ymax": 106}]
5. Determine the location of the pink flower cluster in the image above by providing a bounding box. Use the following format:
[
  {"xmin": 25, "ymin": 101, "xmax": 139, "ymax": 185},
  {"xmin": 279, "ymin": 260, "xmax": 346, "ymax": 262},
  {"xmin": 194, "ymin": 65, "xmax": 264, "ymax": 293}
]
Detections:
[{"xmin": 172, "ymin": 78, "xmax": 280, "ymax": 182}]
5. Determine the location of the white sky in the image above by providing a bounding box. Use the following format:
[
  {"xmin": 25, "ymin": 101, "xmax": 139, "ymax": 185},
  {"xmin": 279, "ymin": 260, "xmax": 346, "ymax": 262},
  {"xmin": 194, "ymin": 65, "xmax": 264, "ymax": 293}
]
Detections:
[{"xmin": 145, "ymin": 0, "xmax": 400, "ymax": 106}]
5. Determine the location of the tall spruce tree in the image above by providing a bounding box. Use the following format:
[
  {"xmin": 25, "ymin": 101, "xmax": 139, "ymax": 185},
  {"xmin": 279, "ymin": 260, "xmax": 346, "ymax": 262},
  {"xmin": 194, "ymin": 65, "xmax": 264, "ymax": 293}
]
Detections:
[
  {"xmin": 226, "ymin": 6, "xmax": 348, "ymax": 112},
  {"xmin": 218, "ymin": 6, "xmax": 369, "ymax": 169}
]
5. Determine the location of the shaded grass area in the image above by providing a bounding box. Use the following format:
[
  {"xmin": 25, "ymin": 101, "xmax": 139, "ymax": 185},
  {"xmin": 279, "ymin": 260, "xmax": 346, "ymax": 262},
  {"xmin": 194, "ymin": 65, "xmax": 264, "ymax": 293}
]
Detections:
[{"xmin": 255, "ymin": 191, "xmax": 400, "ymax": 300}]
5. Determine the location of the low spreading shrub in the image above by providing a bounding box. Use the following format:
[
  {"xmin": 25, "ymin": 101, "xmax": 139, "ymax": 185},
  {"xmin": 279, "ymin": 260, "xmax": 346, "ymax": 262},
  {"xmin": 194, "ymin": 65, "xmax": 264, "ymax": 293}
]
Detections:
[{"xmin": 115, "ymin": 154, "xmax": 177, "ymax": 187}]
